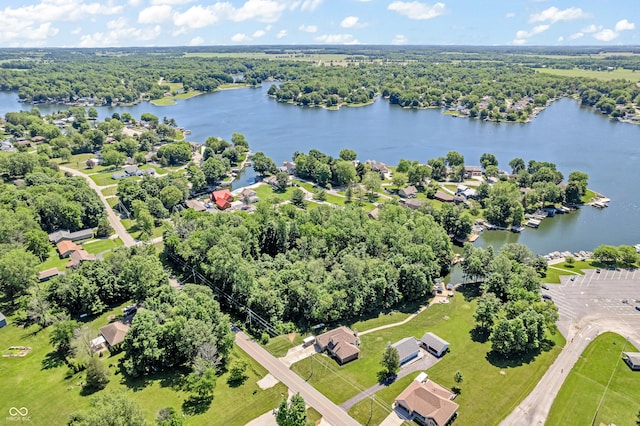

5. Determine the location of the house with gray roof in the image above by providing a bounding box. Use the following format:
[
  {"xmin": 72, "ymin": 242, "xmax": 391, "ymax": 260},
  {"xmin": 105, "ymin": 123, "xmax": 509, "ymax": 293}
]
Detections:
[
  {"xmin": 392, "ymin": 337, "xmax": 422, "ymax": 365},
  {"xmin": 623, "ymin": 352, "xmax": 640, "ymax": 370},
  {"xmin": 421, "ymin": 332, "xmax": 450, "ymax": 357},
  {"xmin": 399, "ymin": 186, "xmax": 418, "ymax": 198},
  {"xmin": 48, "ymin": 228, "xmax": 94, "ymax": 244}
]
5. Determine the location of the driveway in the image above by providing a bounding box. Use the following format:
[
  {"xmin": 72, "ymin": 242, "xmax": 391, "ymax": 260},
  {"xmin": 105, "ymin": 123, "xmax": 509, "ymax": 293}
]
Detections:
[{"xmin": 500, "ymin": 269, "xmax": 640, "ymax": 426}]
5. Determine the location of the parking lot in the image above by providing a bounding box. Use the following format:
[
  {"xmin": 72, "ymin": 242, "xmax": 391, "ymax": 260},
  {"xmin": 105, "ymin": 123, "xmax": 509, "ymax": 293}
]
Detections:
[{"xmin": 546, "ymin": 268, "xmax": 640, "ymax": 338}]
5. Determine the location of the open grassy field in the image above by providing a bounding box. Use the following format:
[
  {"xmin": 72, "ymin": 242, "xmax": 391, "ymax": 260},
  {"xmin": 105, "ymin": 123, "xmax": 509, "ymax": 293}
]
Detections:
[
  {"xmin": 547, "ymin": 332, "xmax": 640, "ymax": 426},
  {"xmin": 121, "ymin": 219, "xmax": 165, "ymax": 239},
  {"xmin": 0, "ymin": 303, "xmax": 287, "ymax": 425},
  {"xmin": 537, "ymin": 67, "xmax": 640, "ymax": 82},
  {"xmin": 37, "ymin": 247, "xmax": 70, "ymax": 271},
  {"xmin": 264, "ymin": 334, "xmax": 305, "ymax": 358},
  {"xmin": 100, "ymin": 186, "xmax": 118, "ymax": 197},
  {"xmin": 292, "ymin": 288, "xmax": 565, "ymax": 425},
  {"xmin": 183, "ymin": 52, "xmax": 351, "ymax": 62},
  {"xmin": 253, "ymin": 183, "xmax": 296, "ymax": 203}
]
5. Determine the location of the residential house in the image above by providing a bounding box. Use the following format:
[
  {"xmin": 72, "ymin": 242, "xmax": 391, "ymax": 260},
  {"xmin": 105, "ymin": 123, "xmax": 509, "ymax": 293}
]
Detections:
[
  {"xmin": 433, "ymin": 191, "xmax": 454, "ymax": 203},
  {"xmin": 456, "ymin": 185, "xmax": 477, "ymax": 200},
  {"xmin": 211, "ymin": 189, "xmax": 234, "ymax": 210},
  {"xmin": 421, "ymin": 332, "xmax": 450, "ymax": 357},
  {"xmin": 38, "ymin": 268, "xmax": 60, "ymax": 282},
  {"xmin": 185, "ymin": 199, "xmax": 206, "ymax": 212},
  {"xmin": 399, "ymin": 186, "xmax": 418, "ymax": 198},
  {"xmin": 392, "ymin": 337, "xmax": 422, "ymax": 365},
  {"xmin": 31, "ymin": 136, "xmax": 46, "ymax": 143},
  {"xmin": 278, "ymin": 161, "xmax": 296, "ymax": 175},
  {"xmin": 262, "ymin": 175, "xmax": 279, "ymax": 187},
  {"xmin": 98, "ymin": 321, "xmax": 131, "ymax": 350},
  {"xmin": 238, "ymin": 188, "xmax": 260, "ymax": 204},
  {"xmin": 366, "ymin": 160, "xmax": 391, "ymax": 179},
  {"xmin": 623, "ymin": 352, "xmax": 640, "ymax": 370},
  {"xmin": 315, "ymin": 326, "xmax": 360, "ymax": 364},
  {"xmin": 464, "ymin": 166, "xmax": 483, "ymax": 178},
  {"xmin": 0, "ymin": 312, "xmax": 6, "ymax": 328},
  {"xmin": 123, "ymin": 165, "xmax": 139, "ymax": 176},
  {"xmin": 395, "ymin": 376, "xmax": 459, "ymax": 426},
  {"xmin": 66, "ymin": 250, "xmax": 96, "ymax": 268},
  {"xmin": 57, "ymin": 240, "xmax": 82, "ymax": 258},
  {"xmin": 402, "ymin": 199, "xmax": 424, "ymax": 210},
  {"xmin": 48, "ymin": 228, "xmax": 94, "ymax": 244}
]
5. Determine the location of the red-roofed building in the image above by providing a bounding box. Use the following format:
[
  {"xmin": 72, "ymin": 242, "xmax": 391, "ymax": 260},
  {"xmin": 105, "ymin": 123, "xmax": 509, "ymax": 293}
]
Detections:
[{"xmin": 211, "ymin": 189, "xmax": 233, "ymax": 210}]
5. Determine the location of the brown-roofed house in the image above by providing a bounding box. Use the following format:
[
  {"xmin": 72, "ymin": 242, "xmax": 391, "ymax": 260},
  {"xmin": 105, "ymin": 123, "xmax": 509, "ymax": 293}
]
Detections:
[
  {"xmin": 57, "ymin": 240, "xmax": 82, "ymax": 258},
  {"xmin": 315, "ymin": 326, "xmax": 360, "ymax": 364},
  {"xmin": 185, "ymin": 199, "xmax": 206, "ymax": 212},
  {"xmin": 434, "ymin": 191, "xmax": 454, "ymax": 203},
  {"xmin": 38, "ymin": 268, "xmax": 60, "ymax": 282},
  {"xmin": 99, "ymin": 322, "xmax": 130, "ymax": 349},
  {"xmin": 399, "ymin": 186, "xmax": 418, "ymax": 198},
  {"xmin": 66, "ymin": 250, "xmax": 96, "ymax": 268},
  {"xmin": 395, "ymin": 378, "xmax": 459, "ymax": 426}
]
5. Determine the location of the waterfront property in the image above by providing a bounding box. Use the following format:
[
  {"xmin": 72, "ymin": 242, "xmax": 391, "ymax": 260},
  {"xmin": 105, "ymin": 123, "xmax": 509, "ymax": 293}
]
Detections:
[
  {"xmin": 395, "ymin": 374, "xmax": 458, "ymax": 426},
  {"xmin": 421, "ymin": 332, "xmax": 450, "ymax": 358},
  {"xmin": 211, "ymin": 189, "xmax": 234, "ymax": 210},
  {"xmin": 315, "ymin": 326, "xmax": 360, "ymax": 364}
]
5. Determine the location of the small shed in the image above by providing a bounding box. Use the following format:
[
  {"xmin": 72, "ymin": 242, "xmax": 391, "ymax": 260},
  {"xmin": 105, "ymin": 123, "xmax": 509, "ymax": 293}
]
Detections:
[
  {"xmin": 303, "ymin": 336, "xmax": 316, "ymax": 347},
  {"xmin": 420, "ymin": 332, "xmax": 450, "ymax": 357},
  {"xmin": 623, "ymin": 352, "xmax": 640, "ymax": 370},
  {"xmin": 0, "ymin": 312, "xmax": 7, "ymax": 328}
]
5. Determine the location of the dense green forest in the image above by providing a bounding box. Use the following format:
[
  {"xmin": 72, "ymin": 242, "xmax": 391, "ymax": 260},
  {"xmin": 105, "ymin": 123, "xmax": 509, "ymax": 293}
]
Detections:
[
  {"xmin": 0, "ymin": 47, "xmax": 638, "ymax": 121},
  {"xmin": 165, "ymin": 202, "xmax": 454, "ymax": 331}
]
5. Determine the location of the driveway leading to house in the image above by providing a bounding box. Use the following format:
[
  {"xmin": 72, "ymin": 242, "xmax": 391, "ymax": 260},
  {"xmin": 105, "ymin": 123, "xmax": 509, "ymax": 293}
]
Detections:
[
  {"xmin": 60, "ymin": 166, "xmax": 136, "ymax": 247},
  {"xmin": 500, "ymin": 269, "xmax": 640, "ymax": 426}
]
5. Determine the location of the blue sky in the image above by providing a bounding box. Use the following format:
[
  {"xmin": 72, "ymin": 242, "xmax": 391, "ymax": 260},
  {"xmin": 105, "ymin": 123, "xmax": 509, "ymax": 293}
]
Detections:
[{"xmin": 0, "ymin": 0, "xmax": 638, "ymax": 47}]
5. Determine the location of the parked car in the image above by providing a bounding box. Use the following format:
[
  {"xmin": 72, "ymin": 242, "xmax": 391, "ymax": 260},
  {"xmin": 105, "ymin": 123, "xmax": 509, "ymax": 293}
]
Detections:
[
  {"xmin": 570, "ymin": 276, "xmax": 576, "ymax": 281},
  {"xmin": 635, "ymin": 306, "xmax": 640, "ymax": 312},
  {"xmin": 596, "ymin": 268, "xmax": 601, "ymax": 273},
  {"xmin": 542, "ymin": 284, "xmax": 549, "ymax": 290},
  {"xmin": 542, "ymin": 294, "xmax": 553, "ymax": 301}
]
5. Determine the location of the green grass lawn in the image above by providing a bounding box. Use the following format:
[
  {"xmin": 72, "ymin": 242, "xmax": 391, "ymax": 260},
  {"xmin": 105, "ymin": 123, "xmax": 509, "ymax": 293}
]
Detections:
[
  {"xmin": 547, "ymin": 332, "xmax": 640, "ymax": 426},
  {"xmin": 292, "ymin": 288, "xmax": 564, "ymax": 425},
  {"xmin": 264, "ymin": 334, "xmax": 305, "ymax": 358},
  {"xmin": 543, "ymin": 260, "xmax": 593, "ymax": 283},
  {"xmin": 537, "ymin": 67, "xmax": 640, "ymax": 82},
  {"xmin": 55, "ymin": 153, "xmax": 97, "ymax": 170},
  {"xmin": 349, "ymin": 373, "xmax": 416, "ymax": 425},
  {"xmin": 0, "ymin": 303, "xmax": 287, "ymax": 425},
  {"xmin": 101, "ymin": 186, "xmax": 118, "ymax": 197},
  {"xmin": 121, "ymin": 219, "xmax": 165, "ymax": 239},
  {"xmin": 37, "ymin": 247, "xmax": 69, "ymax": 271},
  {"xmin": 82, "ymin": 238, "xmax": 123, "ymax": 255},
  {"xmin": 89, "ymin": 171, "xmax": 121, "ymax": 187},
  {"xmin": 253, "ymin": 183, "xmax": 296, "ymax": 203},
  {"xmin": 347, "ymin": 311, "xmax": 413, "ymax": 334},
  {"xmin": 582, "ymin": 189, "xmax": 598, "ymax": 203},
  {"xmin": 107, "ymin": 197, "xmax": 119, "ymax": 208}
]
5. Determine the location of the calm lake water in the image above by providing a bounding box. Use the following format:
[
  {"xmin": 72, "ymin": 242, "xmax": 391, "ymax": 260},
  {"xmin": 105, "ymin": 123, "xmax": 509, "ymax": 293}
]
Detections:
[{"xmin": 1, "ymin": 85, "xmax": 639, "ymax": 255}]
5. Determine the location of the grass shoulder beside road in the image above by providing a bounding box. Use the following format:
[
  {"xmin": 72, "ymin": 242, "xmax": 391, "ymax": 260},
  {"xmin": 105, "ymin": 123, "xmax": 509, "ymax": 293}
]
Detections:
[
  {"xmin": 0, "ymin": 303, "xmax": 287, "ymax": 425},
  {"xmin": 292, "ymin": 288, "xmax": 564, "ymax": 425},
  {"xmin": 547, "ymin": 332, "xmax": 640, "ymax": 426}
]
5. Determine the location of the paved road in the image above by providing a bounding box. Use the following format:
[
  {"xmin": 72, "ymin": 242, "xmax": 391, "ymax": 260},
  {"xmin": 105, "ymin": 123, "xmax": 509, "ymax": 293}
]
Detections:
[
  {"xmin": 234, "ymin": 330, "xmax": 360, "ymax": 426},
  {"xmin": 500, "ymin": 269, "xmax": 640, "ymax": 426},
  {"xmin": 60, "ymin": 166, "xmax": 136, "ymax": 247}
]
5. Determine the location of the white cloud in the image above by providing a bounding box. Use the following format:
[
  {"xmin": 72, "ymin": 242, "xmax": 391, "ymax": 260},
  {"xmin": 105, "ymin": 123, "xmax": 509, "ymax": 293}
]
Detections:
[
  {"xmin": 228, "ymin": 0, "xmax": 288, "ymax": 23},
  {"xmin": 391, "ymin": 34, "xmax": 408, "ymax": 44},
  {"xmin": 188, "ymin": 36, "xmax": 204, "ymax": 45},
  {"xmin": 276, "ymin": 29, "xmax": 287, "ymax": 38},
  {"xmin": 529, "ymin": 6, "xmax": 590, "ymax": 23},
  {"xmin": 615, "ymin": 19, "xmax": 635, "ymax": 32},
  {"xmin": 129, "ymin": 0, "xmax": 143, "ymax": 5},
  {"xmin": 557, "ymin": 36, "xmax": 563, "ymax": 42},
  {"xmin": 388, "ymin": 1, "xmax": 447, "ymax": 20},
  {"xmin": 300, "ymin": 0, "xmax": 323, "ymax": 11},
  {"xmin": 505, "ymin": 12, "xmax": 515, "ymax": 19},
  {"xmin": 512, "ymin": 38, "xmax": 526, "ymax": 45},
  {"xmin": 150, "ymin": 0, "xmax": 193, "ymax": 4},
  {"xmin": 79, "ymin": 19, "xmax": 161, "ymax": 47},
  {"xmin": 582, "ymin": 24, "xmax": 601, "ymax": 33},
  {"xmin": 593, "ymin": 29, "xmax": 618, "ymax": 42},
  {"xmin": 252, "ymin": 29, "xmax": 266, "ymax": 38},
  {"xmin": 515, "ymin": 24, "xmax": 549, "ymax": 39},
  {"xmin": 172, "ymin": 4, "xmax": 231, "ymax": 29},
  {"xmin": 315, "ymin": 33, "xmax": 359, "ymax": 44},
  {"xmin": 569, "ymin": 32, "xmax": 584, "ymax": 40},
  {"xmin": 340, "ymin": 16, "xmax": 361, "ymax": 28},
  {"xmin": 231, "ymin": 33, "xmax": 251, "ymax": 42},
  {"xmin": 138, "ymin": 5, "xmax": 172, "ymax": 24},
  {"xmin": 298, "ymin": 24, "xmax": 318, "ymax": 33}
]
